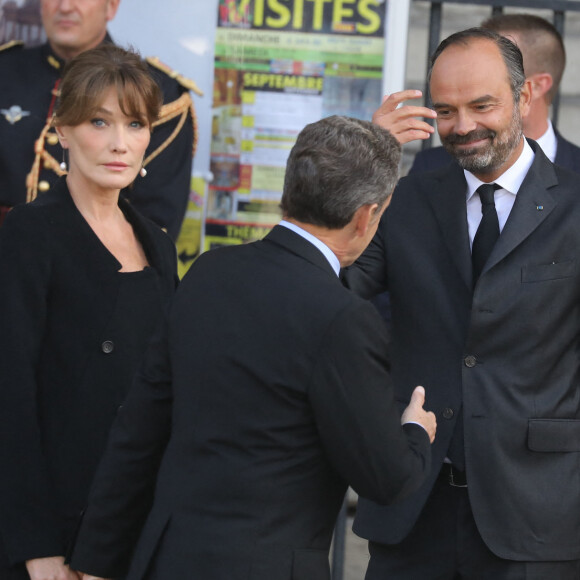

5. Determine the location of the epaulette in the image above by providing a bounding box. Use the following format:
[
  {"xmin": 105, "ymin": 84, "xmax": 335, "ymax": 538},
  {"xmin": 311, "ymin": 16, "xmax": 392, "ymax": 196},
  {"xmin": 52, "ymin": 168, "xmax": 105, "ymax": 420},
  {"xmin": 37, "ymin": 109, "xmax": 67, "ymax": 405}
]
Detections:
[
  {"xmin": 145, "ymin": 56, "xmax": 203, "ymax": 96},
  {"xmin": 0, "ymin": 40, "xmax": 24, "ymax": 54}
]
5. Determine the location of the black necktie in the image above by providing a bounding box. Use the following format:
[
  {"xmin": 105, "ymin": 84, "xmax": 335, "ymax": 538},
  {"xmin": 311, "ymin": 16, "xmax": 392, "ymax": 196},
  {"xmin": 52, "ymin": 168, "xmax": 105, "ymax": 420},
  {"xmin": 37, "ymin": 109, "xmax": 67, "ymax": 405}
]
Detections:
[
  {"xmin": 447, "ymin": 184, "xmax": 500, "ymax": 471},
  {"xmin": 472, "ymin": 183, "xmax": 500, "ymax": 284}
]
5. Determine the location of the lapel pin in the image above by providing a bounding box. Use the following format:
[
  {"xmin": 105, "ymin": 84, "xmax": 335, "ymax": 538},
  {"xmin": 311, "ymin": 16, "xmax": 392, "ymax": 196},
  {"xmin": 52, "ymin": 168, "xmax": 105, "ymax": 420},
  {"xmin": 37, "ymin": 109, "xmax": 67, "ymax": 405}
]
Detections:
[{"xmin": 536, "ymin": 205, "xmax": 544, "ymax": 211}]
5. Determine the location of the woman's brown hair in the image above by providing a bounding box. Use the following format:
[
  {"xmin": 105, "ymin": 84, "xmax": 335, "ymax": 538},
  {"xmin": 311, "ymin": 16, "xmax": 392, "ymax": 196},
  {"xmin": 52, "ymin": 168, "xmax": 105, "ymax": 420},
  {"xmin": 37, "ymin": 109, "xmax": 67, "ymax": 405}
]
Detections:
[{"xmin": 54, "ymin": 44, "xmax": 162, "ymax": 128}]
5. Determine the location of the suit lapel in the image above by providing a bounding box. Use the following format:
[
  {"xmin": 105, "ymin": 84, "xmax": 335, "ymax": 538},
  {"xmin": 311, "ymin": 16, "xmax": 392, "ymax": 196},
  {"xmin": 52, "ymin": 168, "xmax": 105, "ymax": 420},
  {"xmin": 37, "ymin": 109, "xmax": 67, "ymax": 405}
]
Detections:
[
  {"xmin": 426, "ymin": 166, "xmax": 473, "ymax": 290},
  {"xmin": 54, "ymin": 178, "xmax": 121, "ymax": 277},
  {"xmin": 120, "ymin": 197, "xmax": 164, "ymax": 273},
  {"xmin": 482, "ymin": 142, "xmax": 558, "ymax": 276}
]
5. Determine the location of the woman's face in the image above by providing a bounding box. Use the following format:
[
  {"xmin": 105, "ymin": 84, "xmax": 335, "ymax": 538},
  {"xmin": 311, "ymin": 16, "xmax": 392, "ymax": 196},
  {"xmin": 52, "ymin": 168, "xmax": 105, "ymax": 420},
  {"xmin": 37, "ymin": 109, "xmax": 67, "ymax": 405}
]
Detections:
[{"xmin": 57, "ymin": 86, "xmax": 151, "ymax": 194}]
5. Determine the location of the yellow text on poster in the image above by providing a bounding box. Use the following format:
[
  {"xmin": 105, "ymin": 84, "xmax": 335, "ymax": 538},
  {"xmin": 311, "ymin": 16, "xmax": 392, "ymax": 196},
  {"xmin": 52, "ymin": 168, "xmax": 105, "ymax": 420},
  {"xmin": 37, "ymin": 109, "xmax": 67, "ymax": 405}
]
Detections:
[{"xmin": 252, "ymin": 0, "xmax": 382, "ymax": 35}]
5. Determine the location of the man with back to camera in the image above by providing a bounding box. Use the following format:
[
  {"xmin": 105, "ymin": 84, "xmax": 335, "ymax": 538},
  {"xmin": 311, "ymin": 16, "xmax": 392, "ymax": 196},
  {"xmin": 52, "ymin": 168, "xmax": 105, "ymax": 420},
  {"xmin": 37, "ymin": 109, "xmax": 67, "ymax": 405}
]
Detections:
[
  {"xmin": 344, "ymin": 28, "xmax": 580, "ymax": 578},
  {"xmin": 0, "ymin": 0, "xmax": 200, "ymax": 239},
  {"xmin": 66, "ymin": 115, "xmax": 436, "ymax": 580}
]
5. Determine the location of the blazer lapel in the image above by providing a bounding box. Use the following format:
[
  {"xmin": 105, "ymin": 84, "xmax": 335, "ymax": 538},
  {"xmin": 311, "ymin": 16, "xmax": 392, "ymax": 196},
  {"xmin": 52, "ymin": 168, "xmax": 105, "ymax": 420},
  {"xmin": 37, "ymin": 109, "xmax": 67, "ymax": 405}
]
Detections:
[
  {"xmin": 426, "ymin": 165, "xmax": 473, "ymax": 290},
  {"xmin": 54, "ymin": 178, "xmax": 121, "ymax": 277},
  {"xmin": 483, "ymin": 141, "xmax": 558, "ymax": 276},
  {"xmin": 120, "ymin": 198, "xmax": 165, "ymax": 273}
]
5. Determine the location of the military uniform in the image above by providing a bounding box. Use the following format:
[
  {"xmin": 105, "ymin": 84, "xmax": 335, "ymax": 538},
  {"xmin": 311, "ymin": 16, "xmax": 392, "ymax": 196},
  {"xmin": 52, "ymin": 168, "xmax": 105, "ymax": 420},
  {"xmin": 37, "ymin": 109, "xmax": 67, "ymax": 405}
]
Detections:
[{"xmin": 0, "ymin": 35, "xmax": 201, "ymax": 240}]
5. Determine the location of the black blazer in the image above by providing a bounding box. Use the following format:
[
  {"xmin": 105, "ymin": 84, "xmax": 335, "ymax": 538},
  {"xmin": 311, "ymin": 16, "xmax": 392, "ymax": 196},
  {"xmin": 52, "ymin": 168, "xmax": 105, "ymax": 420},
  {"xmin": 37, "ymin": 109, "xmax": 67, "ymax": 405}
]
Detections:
[
  {"xmin": 345, "ymin": 140, "xmax": 580, "ymax": 561},
  {"xmin": 0, "ymin": 179, "xmax": 178, "ymax": 571},
  {"xmin": 70, "ymin": 225, "xmax": 431, "ymax": 580},
  {"xmin": 409, "ymin": 129, "xmax": 580, "ymax": 175}
]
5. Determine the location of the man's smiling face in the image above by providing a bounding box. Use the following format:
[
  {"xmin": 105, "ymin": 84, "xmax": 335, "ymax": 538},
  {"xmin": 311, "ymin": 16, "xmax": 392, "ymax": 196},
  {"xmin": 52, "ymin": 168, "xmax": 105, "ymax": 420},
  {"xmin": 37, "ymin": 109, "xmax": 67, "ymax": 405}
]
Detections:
[{"xmin": 430, "ymin": 37, "xmax": 530, "ymax": 181}]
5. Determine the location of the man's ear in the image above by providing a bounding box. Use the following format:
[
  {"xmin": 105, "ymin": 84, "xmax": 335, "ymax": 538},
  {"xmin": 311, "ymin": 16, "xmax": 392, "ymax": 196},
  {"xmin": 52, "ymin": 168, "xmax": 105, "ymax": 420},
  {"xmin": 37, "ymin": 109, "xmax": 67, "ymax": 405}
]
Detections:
[
  {"xmin": 353, "ymin": 203, "xmax": 379, "ymax": 237},
  {"xmin": 527, "ymin": 72, "xmax": 553, "ymax": 103},
  {"xmin": 107, "ymin": 0, "xmax": 121, "ymax": 22},
  {"xmin": 519, "ymin": 78, "xmax": 533, "ymax": 118}
]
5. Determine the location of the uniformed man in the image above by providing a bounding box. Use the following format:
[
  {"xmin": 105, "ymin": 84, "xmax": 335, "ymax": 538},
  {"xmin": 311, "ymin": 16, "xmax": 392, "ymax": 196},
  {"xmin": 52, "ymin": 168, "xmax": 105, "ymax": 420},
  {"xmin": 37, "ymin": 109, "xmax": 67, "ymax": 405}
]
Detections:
[{"xmin": 0, "ymin": 0, "xmax": 202, "ymax": 240}]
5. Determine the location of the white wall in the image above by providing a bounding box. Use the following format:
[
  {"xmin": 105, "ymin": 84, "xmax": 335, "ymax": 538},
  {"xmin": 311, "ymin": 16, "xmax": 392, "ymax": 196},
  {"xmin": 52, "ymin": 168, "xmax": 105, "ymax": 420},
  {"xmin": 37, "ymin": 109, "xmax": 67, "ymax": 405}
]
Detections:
[{"xmin": 109, "ymin": 0, "xmax": 220, "ymax": 178}]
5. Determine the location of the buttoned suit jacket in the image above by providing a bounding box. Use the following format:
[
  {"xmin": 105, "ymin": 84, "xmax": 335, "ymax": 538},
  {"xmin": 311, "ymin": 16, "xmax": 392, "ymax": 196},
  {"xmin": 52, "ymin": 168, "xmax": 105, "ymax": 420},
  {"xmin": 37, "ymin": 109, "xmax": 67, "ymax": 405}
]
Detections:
[
  {"xmin": 69, "ymin": 225, "xmax": 431, "ymax": 580},
  {"xmin": 0, "ymin": 178, "xmax": 178, "ymax": 575},
  {"xmin": 409, "ymin": 129, "xmax": 580, "ymax": 175},
  {"xmin": 345, "ymin": 140, "xmax": 580, "ymax": 561}
]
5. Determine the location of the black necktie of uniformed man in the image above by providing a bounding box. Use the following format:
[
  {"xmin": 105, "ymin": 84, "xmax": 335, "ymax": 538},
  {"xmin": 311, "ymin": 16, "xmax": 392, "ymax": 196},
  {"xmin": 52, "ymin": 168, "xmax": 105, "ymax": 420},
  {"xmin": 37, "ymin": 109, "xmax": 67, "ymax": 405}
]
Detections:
[{"xmin": 472, "ymin": 183, "xmax": 500, "ymax": 284}]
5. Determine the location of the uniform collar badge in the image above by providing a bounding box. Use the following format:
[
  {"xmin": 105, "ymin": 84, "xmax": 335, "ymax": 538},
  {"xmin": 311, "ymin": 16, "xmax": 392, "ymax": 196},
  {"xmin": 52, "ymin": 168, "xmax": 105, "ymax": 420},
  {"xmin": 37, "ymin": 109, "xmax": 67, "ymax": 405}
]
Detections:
[
  {"xmin": 1, "ymin": 105, "xmax": 31, "ymax": 124},
  {"xmin": 47, "ymin": 54, "xmax": 61, "ymax": 69}
]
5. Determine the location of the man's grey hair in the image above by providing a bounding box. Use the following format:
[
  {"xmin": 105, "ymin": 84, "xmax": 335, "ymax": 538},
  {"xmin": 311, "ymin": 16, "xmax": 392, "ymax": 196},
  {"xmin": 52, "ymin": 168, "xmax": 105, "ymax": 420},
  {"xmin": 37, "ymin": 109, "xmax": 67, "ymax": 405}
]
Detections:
[
  {"xmin": 427, "ymin": 27, "xmax": 526, "ymax": 104},
  {"xmin": 280, "ymin": 115, "xmax": 401, "ymax": 229}
]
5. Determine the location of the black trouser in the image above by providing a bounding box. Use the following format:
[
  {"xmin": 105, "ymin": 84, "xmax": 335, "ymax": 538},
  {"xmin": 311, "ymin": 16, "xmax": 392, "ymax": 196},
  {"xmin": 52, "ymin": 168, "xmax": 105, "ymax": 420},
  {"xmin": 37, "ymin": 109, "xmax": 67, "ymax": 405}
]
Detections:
[{"xmin": 365, "ymin": 466, "xmax": 580, "ymax": 580}]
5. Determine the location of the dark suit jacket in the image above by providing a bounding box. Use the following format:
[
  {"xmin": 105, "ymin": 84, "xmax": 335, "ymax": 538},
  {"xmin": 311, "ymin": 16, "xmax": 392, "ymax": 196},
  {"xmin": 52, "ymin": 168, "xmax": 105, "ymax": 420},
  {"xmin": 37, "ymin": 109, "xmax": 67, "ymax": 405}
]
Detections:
[
  {"xmin": 345, "ymin": 140, "xmax": 580, "ymax": 561},
  {"xmin": 409, "ymin": 129, "xmax": 580, "ymax": 175},
  {"xmin": 0, "ymin": 179, "xmax": 177, "ymax": 572},
  {"xmin": 70, "ymin": 225, "xmax": 431, "ymax": 580}
]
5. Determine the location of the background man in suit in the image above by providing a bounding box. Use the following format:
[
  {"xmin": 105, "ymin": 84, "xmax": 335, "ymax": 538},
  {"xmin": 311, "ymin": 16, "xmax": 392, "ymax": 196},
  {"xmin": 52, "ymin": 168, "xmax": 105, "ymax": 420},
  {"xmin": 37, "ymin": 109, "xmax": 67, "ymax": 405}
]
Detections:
[
  {"xmin": 0, "ymin": 0, "xmax": 199, "ymax": 238},
  {"xmin": 381, "ymin": 13, "xmax": 580, "ymax": 175},
  {"xmin": 345, "ymin": 28, "xmax": 580, "ymax": 579},
  {"xmin": 69, "ymin": 116, "xmax": 436, "ymax": 580}
]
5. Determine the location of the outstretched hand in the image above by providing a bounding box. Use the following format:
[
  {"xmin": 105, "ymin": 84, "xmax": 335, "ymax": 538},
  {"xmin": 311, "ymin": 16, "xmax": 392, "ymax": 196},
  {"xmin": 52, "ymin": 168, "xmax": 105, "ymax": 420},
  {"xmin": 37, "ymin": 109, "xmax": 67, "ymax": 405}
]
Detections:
[
  {"xmin": 401, "ymin": 386, "xmax": 437, "ymax": 443},
  {"xmin": 372, "ymin": 90, "xmax": 437, "ymax": 145}
]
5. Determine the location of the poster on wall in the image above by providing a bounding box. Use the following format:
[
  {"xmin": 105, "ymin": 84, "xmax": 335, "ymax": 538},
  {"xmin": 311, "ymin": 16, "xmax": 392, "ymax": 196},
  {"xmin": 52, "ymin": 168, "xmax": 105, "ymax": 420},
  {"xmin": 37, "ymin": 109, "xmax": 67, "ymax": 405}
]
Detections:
[{"xmin": 206, "ymin": 0, "xmax": 386, "ymax": 249}]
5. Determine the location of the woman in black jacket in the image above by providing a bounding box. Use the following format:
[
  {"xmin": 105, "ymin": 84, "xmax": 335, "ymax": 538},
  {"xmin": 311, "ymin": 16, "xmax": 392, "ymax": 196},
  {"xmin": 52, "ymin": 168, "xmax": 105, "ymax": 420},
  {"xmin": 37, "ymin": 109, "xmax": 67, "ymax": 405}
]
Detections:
[{"xmin": 0, "ymin": 45, "xmax": 179, "ymax": 580}]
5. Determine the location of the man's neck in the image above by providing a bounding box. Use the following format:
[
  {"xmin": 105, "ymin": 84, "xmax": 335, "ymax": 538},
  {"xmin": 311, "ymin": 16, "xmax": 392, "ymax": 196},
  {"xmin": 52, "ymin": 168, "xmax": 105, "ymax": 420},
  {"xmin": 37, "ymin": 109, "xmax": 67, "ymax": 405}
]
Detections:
[
  {"xmin": 48, "ymin": 31, "xmax": 109, "ymax": 62},
  {"xmin": 282, "ymin": 218, "xmax": 350, "ymax": 267},
  {"xmin": 279, "ymin": 219, "xmax": 342, "ymax": 274},
  {"xmin": 522, "ymin": 103, "xmax": 550, "ymax": 141}
]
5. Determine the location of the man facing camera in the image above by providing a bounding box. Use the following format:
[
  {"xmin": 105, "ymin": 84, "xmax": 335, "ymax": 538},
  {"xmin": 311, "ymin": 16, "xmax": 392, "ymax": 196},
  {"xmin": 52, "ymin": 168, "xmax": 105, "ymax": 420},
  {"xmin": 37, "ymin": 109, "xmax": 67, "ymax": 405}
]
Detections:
[
  {"xmin": 69, "ymin": 116, "xmax": 436, "ymax": 580},
  {"xmin": 346, "ymin": 27, "xmax": 580, "ymax": 579},
  {"xmin": 406, "ymin": 13, "xmax": 580, "ymax": 174}
]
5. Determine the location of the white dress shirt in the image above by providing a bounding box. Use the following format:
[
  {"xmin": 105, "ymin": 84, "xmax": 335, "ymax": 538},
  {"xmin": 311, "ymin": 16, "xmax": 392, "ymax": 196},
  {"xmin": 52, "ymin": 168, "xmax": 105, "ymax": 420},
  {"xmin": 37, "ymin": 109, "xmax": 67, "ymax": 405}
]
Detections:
[
  {"xmin": 535, "ymin": 120, "xmax": 558, "ymax": 163},
  {"xmin": 465, "ymin": 139, "xmax": 535, "ymax": 248}
]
